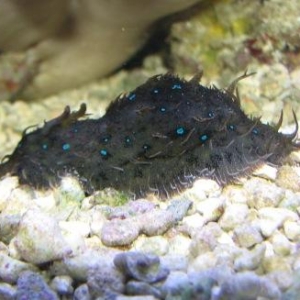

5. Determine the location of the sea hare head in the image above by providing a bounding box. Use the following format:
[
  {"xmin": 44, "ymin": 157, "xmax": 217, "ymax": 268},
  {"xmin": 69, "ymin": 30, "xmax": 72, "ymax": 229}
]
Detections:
[
  {"xmin": 261, "ymin": 111, "xmax": 300, "ymax": 165},
  {"xmin": 189, "ymin": 73, "xmax": 300, "ymax": 187}
]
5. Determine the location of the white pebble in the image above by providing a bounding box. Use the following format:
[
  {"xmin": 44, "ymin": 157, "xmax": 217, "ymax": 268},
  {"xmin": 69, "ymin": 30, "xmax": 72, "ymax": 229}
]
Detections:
[
  {"xmin": 219, "ymin": 204, "xmax": 249, "ymax": 231},
  {"xmin": 244, "ymin": 178, "xmax": 284, "ymax": 209},
  {"xmin": 258, "ymin": 219, "xmax": 281, "ymax": 237},
  {"xmin": 182, "ymin": 214, "xmax": 206, "ymax": 233},
  {"xmin": 283, "ymin": 221, "xmax": 300, "ymax": 241},
  {"xmin": 50, "ymin": 275, "xmax": 74, "ymax": 295},
  {"xmin": 213, "ymin": 243, "xmax": 241, "ymax": 268},
  {"xmin": 63, "ymin": 250, "xmax": 116, "ymax": 281},
  {"xmin": 259, "ymin": 207, "xmax": 298, "ymax": 221},
  {"xmin": 90, "ymin": 210, "xmax": 106, "ymax": 236},
  {"xmin": 257, "ymin": 207, "xmax": 298, "ymax": 237},
  {"xmin": 233, "ymin": 223, "xmax": 263, "ymax": 248},
  {"xmin": 196, "ymin": 197, "xmax": 225, "ymax": 222},
  {"xmin": 0, "ymin": 253, "xmax": 37, "ymax": 283},
  {"xmin": 188, "ymin": 252, "xmax": 217, "ymax": 273},
  {"xmin": 222, "ymin": 186, "xmax": 248, "ymax": 204},
  {"xmin": 33, "ymin": 193, "xmax": 57, "ymax": 211},
  {"xmin": 59, "ymin": 221, "xmax": 90, "ymax": 237},
  {"xmin": 1, "ymin": 187, "xmax": 35, "ymax": 215},
  {"xmin": 62, "ymin": 231, "xmax": 87, "ymax": 256},
  {"xmin": 269, "ymin": 231, "xmax": 293, "ymax": 256},
  {"xmin": 264, "ymin": 241, "xmax": 275, "ymax": 258},
  {"xmin": 276, "ymin": 166, "xmax": 300, "ymax": 192},
  {"xmin": 133, "ymin": 236, "xmax": 169, "ymax": 256},
  {"xmin": 252, "ymin": 164, "xmax": 278, "ymax": 181},
  {"xmin": 217, "ymin": 232, "xmax": 235, "ymax": 246},
  {"xmin": 189, "ymin": 223, "xmax": 223, "ymax": 258},
  {"xmin": 168, "ymin": 234, "xmax": 191, "ymax": 256},
  {"xmin": 263, "ymin": 255, "xmax": 292, "ymax": 273},
  {"xmin": 55, "ymin": 176, "xmax": 85, "ymax": 203},
  {"xmin": 191, "ymin": 179, "xmax": 222, "ymax": 199},
  {"xmin": 234, "ymin": 244, "xmax": 266, "ymax": 271},
  {"xmin": 13, "ymin": 209, "xmax": 72, "ymax": 264},
  {"xmin": 0, "ymin": 177, "xmax": 19, "ymax": 208},
  {"xmin": 279, "ymin": 190, "xmax": 300, "ymax": 209}
]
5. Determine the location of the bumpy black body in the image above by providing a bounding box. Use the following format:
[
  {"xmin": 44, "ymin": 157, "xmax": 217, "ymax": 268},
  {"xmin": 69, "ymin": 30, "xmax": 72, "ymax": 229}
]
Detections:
[{"xmin": 0, "ymin": 74, "xmax": 299, "ymax": 197}]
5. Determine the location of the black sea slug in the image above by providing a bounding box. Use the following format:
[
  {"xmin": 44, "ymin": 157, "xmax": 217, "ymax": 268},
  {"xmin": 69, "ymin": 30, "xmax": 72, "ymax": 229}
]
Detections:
[{"xmin": 0, "ymin": 72, "xmax": 299, "ymax": 198}]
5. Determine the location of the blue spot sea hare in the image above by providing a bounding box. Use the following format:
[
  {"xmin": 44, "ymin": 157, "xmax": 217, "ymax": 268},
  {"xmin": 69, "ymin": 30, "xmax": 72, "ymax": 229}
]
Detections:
[{"xmin": 0, "ymin": 72, "xmax": 299, "ymax": 198}]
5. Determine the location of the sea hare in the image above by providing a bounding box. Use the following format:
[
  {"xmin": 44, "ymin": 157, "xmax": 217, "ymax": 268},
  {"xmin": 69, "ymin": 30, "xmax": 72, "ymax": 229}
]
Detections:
[{"xmin": 0, "ymin": 72, "xmax": 299, "ymax": 198}]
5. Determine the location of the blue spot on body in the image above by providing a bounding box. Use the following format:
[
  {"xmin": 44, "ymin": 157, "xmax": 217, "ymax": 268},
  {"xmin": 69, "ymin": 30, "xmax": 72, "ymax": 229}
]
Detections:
[
  {"xmin": 252, "ymin": 128, "xmax": 259, "ymax": 135},
  {"xmin": 153, "ymin": 89, "xmax": 159, "ymax": 94},
  {"xmin": 176, "ymin": 126, "xmax": 186, "ymax": 136},
  {"xmin": 128, "ymin": 93, "xmax": 136, "ymax": 101},
  {"xmin": 172, "ymin": 84, "xmax": 182, "ymax": 90},
  {"xmin": 100, "ymin": 149, "xmax": 108, "ymax": 157},
  {"xmin": 62, "ymin": 143, "xmax": 70, "ymax": 151},
  {"xmin": 208, "ymin": 112, "xmax": 214, "ymax": 118},
  {"xmin": 42, "ymin": 144, "xmax": 48, "ymax": 150},
  {"xmin": 228, "ymin": 124, "xmax": 235, "ymax": 131},
  {"xmin": 160, "ymin": 107, "xmax": 166, "ymax": 112},
  {"xmin": 199, "ymin": 134, "xmax": 208, "ymax": 142},
  {"xmin": 143, "ymin": 144, "xmax": 151, "ymax": 151},
  {"xmin": 101, "ymin": 135, "xmax": 111, "ymax": 144},
  {"xmin": 124, "ymin": 136, "xmax": 132, "ymax": 147}
]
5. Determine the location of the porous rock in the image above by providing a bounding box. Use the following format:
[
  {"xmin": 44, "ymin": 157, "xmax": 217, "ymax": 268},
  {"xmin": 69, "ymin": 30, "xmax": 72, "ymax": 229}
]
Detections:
[{"xmin": 16, "ymin": 271, "xmax": 59, "ymax": 300}]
